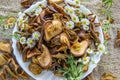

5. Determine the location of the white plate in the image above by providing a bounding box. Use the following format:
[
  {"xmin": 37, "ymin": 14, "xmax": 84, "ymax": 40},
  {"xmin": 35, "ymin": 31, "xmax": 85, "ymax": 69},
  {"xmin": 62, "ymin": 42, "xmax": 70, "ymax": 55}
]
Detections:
[{"xmin": 12, "ymin": 0, "xmax": 104, "ymax": 80}]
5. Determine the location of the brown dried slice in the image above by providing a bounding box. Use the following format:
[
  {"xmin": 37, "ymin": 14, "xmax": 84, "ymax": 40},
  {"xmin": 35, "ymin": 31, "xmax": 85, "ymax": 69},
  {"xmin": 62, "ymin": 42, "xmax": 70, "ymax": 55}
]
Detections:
[
  {"xmin": 37, "ymin": 44, "xmax": 52, "ymax": 69},
  {"xmin": 70, "ymin": 40, "xmax": 89, "ymax": 57},
  {"xmin": 0, "ymin": 41, "xmax": 11, "ymax": 54},
  {"xmin": 101, "ymin": 72, "xmax": 116, "ymax": 80},
  {"xmin": 103, "ymin": 32, "xmax": 111, "ymax": 40},
  {"xmin": 20, "ymin": 0, "xmax": 33, "ymax": 8},
  {"xmin": 0, "ymin": 53, "xmax": 12, "ymax": 67},
  {"xmin": 51, "ymin": 2, "xmax": 66, "ymax": 15},
  {"xmin": 52, "ymin": 53, "xmax": 68, "ymax": 60},
  {"xmin": 60, "ymin": 33, "xmax": 70, "ymax": 47},
  {"xmin": 48, "ymin": 0, "xmax": 64, "ymax": 4},
  {"xmin": 0, "ymin": 70, "xmax": 6, "ymax": 80},
  {"xmin": 29, "ymin": 63, "xmax": 42, "ymax": 75},
  {"xmin": 27, "ymin": 48, "xmax": 41, "ymax": 59},
  {"xmin": 4, "ymin": 65, "xmax": 18, "ymax": 79},
  {"xmin": 18, "ymin": 70, "xmax": 29, "ymax": 78},
  {"xmin": 44, "ymin": 20, "xmax": 62, "ymax": 41},
  {"xmin": 117, "ymin": 30, "xmax": 120, "ymax": 39},
  {"xmin": 83, "ymin": 63, "xmax": 89, "ymax": 72},
  {"xmin": 114, "ymin": 30, "xmax": 120, "ymax": 48}
]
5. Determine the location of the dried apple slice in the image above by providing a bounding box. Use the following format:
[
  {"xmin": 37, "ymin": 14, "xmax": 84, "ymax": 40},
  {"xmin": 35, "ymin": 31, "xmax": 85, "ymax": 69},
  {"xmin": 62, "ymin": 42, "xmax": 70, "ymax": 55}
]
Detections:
[{"xmin": 70, "ymin": 40, "xmax": 89, "ymax": 57}]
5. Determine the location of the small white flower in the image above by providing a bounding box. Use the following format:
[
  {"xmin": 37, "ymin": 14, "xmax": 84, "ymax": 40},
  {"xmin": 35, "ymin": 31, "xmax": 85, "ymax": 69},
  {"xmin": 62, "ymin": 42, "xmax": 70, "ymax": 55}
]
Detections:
[
  {"xmin": 20, "ymin": 37, "xmax": 26, "ymax": 44},
  {"xmin": 18, "ymin": 12, "xmax": 22, "ymax": 16},
  {"xmin": 82, "ymin": 56, "xmax": 90, "ymax": 65},
  {"xmin": 27, "ymin": 38, "xmax": 36, "ymax": 48},
  {"xmin": 81, "ymin": 18, "xmax": 90, "ymax": 26},
  {"xmin": 83, "ymin": 25, "xmax": 89, "ymax": 31},
  {"xmin": 35, "ymin": 6, "xmax": 42, "ymax": 16},
  {"xmin": 66, "ymin": 21, "xmax": 74, "ymax": 29},
  {"xmin": 32, "ymin": 31, "xmax": 41, "ymax": 40},
  {"xmin": 102, "ymin": 20, "xmax": 110, "ymax": 25},
  {"xmin": 87, "ymin": 48, "xmax": 93, "ymax": 55},
  {"xmin": 64, "ymin": 5, "xmax": 75, "ymax": 15},
  {"xmin": 98, "ymin": 44, "xmax": 105, "ymax": 53},
  {"xmin": 71, "ymin": 14, "xmax": 79, "ymax": 23},
  {"xmin": 74, "ymin": 0, "xmax": 81, "ymax": 6},
  {"xmin": 78, "ymin": 58, "xmax": 82, "ymax": 63},
  {"xmin": 4, "ymin": 25, "xmax": 9, "ymax": 30}
]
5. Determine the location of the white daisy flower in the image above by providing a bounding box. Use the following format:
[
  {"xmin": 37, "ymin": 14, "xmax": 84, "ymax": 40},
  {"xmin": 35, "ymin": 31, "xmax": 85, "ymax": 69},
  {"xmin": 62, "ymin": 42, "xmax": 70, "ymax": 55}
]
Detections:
[
  {"xmin": 82, "ymin": 56, "xmax": 90, "ymax": 65},
  {"xmin": 27, "ymin": 38, "xmax": 36, "ymax": 48},
  {"xmin": 20, "ymin": 37, "xmax": 26, "ymax": 44},
  {"xmin": 66, "ymin": 21, "xmax": 74, "ymax": 29},
  {"xmin": 71, "ymin": 14, "xmax": 79, "ymax": 23},
  {"xmin": 81, "ymin": 18, "xmax": 90, "ymax": 26},
  {"xmin": 32, "ymin": 31, "xmax": 41, "ymax": 40},
  {"xmin": 64, "ymin": 5, "xmax": 75, "ymax": 15},
  {"xmin": 98, "ymin": 44, "xmax": 106, "ymax": 53},
  {"xmin": 74, "ymin": 0, "xmax": 81, "ymax": 6},
  {"xmin": 35, "ymin": 6, "xmax": 42, "ymax": 16},
  {"xmin": 87, "ymin": 48, "xmax": 93, "ymax": 55},
  {"xmin": 83, "ymin": 25, "xmax": 89, "ymax": 31}
]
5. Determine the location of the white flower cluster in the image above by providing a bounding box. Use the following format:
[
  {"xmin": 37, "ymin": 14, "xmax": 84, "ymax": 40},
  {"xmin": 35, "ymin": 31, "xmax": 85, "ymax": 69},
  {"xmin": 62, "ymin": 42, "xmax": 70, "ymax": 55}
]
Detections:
[
  {"xmin": 19, "ymin": 31, "xmax": 41, "ymax": 48},
  {"xmin": 81, "ymin": 18, "xmax": 90, "ymax": 31}
]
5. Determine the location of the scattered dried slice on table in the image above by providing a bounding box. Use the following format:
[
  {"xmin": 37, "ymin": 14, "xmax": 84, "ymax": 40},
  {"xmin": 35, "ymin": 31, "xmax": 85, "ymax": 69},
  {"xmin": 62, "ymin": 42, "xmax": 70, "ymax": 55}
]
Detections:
[
  {"xmin": 114, "ymin": 30, "xmax": 120, "ymax": 47},
  {"xmin": 20, "ymin": 0, "xmax": 34, "ymax": 8},
  {"xmin": 101, "ymin": 72, "xmax": 116, "ymax": 80},
  {"xmin": 104, "ymin": 32, "xmax": 111, "ymax": 40},
  {"xmin": 0, "ymin": 41, "xmax": 11, "ymax": 54}
]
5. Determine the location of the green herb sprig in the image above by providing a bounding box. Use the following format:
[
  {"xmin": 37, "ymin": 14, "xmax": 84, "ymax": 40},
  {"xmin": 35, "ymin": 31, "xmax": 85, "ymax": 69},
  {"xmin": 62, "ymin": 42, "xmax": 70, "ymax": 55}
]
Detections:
[{"xmin": 57, "ymin": 55, "xmax": 84, "ymax": 80}]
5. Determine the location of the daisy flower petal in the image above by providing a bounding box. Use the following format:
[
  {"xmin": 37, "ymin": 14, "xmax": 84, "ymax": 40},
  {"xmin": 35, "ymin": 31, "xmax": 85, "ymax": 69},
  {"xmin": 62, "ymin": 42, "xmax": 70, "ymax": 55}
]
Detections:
[
  {"xmin": 83, "ymin": 25, "xmax": 89, "ymax": 31},
  {"xmin": 82, "ymin": 56, "xmax": 90, "ymax": 65},
  {"xmin": 27, "ymin": 38, "xmax": 36, "ymax": 48},
  {"xmin": 20, "ymin": 37, "xmax": 26, "ymax": 44},
  {"xmin": 71, "ymin": 14, "xmax": 79, "ymax": 23},
  {"xmin": 81, "ymin": 18, "xmax": 90, "ymax": 26},
  {"xmin": 74, "ymin": 0, "xmax": 81, "ymax": 6},
  {"xmin": 66, "ymin": 21, "xmax": 74, "ymax": 29},
  {"xmin": 87, "ymin": 48, "xmax": 93, "ymax": 55},
  {"xmin": 32, "ymin": 31, "xmax": 41, "ymax": 40},
  {"xmin": 98, "ymin": 44, "xmax": 106, "ymax": 53}
]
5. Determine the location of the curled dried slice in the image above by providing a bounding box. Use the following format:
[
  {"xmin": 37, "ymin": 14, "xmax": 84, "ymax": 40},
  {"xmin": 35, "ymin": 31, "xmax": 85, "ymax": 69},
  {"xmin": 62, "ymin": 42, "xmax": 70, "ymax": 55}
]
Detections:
[
  {"xmin": 0, "ymin": 53, "xmax": 11, "ymax": 66},
  {"xmin": 27, "ymin": 48, "xmax": 41, "ymax": 59},
  {"xmin": 60, "ymin": 33, "xmax": 70, "ymax": 47},
  {"xmin": 20, "ymin": 0, "xmax": 33, "ymax": 8},
  {"xmin": 48, "ymin": 0, "xmax": 64, "ymax": 4},
  {"xmin": 37, "ymin": 44, "xmax": 52, "ymax": 69},
  {"xmin": 0, "ymin": 41, "xmax": 11, "ymax": 54},
  {"xmin": 52, "ymin": 53, "xmax": 68, "ymax": 60},
  {"xmin": 44, "ymin": 20, "xmax": 62, "ymax": 41},
  {"xmin": 51, "ymin": 2, "xmax": 66, "ymax": 15},
  {"xmin": 70, "ymin": 40, "xmax": 89, "ymax": 57},
  {"xmin": 29, "ymin": 63, "xmax": 42, "ymax": 75}
]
